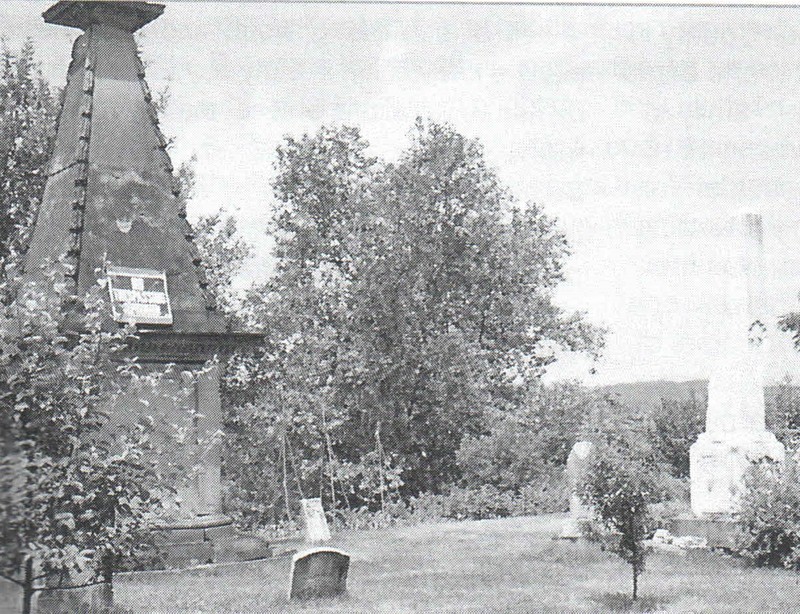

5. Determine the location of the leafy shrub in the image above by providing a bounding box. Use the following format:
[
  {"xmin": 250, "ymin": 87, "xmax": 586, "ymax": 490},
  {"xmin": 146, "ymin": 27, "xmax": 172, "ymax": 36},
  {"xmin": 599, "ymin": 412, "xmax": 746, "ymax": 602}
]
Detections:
[
  {"xmin": 766, "ymin": 376, "xmax": 800, "ymax": 452},
  {"xmin": 652, "ymin": 470, "xmax": 690, "ymax": 504},
  {"xmin": 331, "ymin": 507, "xmax": 401, "ymax": 532},
  {"xmin": 651, "ymin": 393, "xmax": 705, "ymax": 478},
  {"xmin": 457, "ymin": 381, "xmax": 599, "ymax": 492},
  {"xmin": 581, "ymin": 416, "xmax": 660, "ymax": 602},
  {"xmin": 329, "ymin": 472, "xmax": 568, "ymax": 531},
  {"xmin": 767, "ymin": 376, "xmax": 800, "ymax": 430},
  {"xmin": 648, "ymin": 471, "xmax": 691, "ymax": 529},
  {"xmin": 519, "ymin": 471, "xmax": 570, "ymax": 515},
  {"xmin": 737, "ymin": 459, "xmax": 800, "ymax": 570}
]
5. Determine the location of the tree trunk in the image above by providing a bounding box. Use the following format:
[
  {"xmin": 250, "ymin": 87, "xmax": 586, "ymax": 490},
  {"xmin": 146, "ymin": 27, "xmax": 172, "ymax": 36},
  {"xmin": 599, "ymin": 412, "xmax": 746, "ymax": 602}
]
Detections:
[
  {"xmin": 21, "ymin": 558, "xmax": 34, "ymax": 614},
  {"xmin": 632, "ymin": 565, "xmax": 638, "ymax": 601}
]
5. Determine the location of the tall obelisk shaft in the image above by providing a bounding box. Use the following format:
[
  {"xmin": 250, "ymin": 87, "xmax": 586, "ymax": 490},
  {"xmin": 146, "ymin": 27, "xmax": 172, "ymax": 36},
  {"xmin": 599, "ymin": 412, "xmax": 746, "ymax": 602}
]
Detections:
[
  {"xmin": 705, "ymin": 212, "xmax": 767, "ymax": 433},
  {"xmin": 689, "ymin": 212, "xmax": 784, "ymax": 516}
]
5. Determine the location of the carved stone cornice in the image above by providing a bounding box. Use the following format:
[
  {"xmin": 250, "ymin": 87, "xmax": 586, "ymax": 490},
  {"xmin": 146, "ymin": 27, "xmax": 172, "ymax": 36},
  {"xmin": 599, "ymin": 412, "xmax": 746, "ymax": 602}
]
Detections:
[{"xmin": 122, "ymin": 330, "xmax": 265, "ymax": 364}]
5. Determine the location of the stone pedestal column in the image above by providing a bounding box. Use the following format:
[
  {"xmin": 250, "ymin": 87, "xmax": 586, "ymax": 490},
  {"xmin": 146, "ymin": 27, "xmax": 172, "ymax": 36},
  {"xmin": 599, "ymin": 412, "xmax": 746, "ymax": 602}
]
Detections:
[{"xmin": 689, "ymin": 212, "xmax": 785, "ymax": 516}]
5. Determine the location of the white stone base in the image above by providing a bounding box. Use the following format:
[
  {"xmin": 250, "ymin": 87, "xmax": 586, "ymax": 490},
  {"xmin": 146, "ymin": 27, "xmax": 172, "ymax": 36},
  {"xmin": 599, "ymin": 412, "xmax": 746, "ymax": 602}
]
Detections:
[
  {"xmin": 689, "ymin": 430, "xmax": 785, "ymax": 516},
  {"xmin": 558, "ymin": 517, "xmax": 586, "ymax": 539}
]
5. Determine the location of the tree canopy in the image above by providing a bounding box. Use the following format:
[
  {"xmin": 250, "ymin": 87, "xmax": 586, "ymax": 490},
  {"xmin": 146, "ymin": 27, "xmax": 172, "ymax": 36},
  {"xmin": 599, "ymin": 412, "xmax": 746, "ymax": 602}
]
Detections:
[
  {"xmin": 227, "ymin": 119, "xmax": 603, "ymax": 517},
  {"xmin": 0, "ymin": 40, "xmax": 58, "ymax": 274}
]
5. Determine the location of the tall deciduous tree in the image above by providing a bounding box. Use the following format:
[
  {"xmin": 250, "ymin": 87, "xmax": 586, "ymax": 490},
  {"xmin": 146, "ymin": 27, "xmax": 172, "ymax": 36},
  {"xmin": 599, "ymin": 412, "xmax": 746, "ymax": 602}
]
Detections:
[
  {"xmin": 0, "ymin": 41, "xmax": 58, "ymax": 273},
  {"xmin": 241, "ymin": 119, "xmax": 602, "ymax": 505}
]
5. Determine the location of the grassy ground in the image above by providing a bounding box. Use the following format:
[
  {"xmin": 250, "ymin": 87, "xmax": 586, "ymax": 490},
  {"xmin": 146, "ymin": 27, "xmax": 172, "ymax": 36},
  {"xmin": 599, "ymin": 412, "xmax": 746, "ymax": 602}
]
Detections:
[{"xmin": 3, "ymin": 513, "xmax": 799, "ymax": 612}]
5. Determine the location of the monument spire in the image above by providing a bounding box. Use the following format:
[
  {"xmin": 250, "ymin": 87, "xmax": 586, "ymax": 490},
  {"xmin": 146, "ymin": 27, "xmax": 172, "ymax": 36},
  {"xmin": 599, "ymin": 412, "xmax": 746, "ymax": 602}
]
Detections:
[
  {"xmin": 689, "ymin": 211, "xmax": 785, "ymax": 517},
  {"xmin": 27, "ymin": 0, "xmax": 223, "ymax": 333}
]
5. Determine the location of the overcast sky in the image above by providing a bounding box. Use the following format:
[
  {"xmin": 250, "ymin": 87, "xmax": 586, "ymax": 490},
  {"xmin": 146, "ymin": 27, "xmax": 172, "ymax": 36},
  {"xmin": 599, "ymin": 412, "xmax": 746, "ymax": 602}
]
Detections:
[{"xmin": 4, "ymin": 1, "xmax": 800, "ymax": 385}]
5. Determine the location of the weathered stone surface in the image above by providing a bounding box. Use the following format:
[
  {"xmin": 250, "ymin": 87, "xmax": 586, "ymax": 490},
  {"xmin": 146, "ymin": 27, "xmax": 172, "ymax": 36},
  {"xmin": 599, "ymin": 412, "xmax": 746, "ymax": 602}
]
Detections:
[
  {"xmin": 28, "ymin": 3, "xmax": 224, "ymax": 334},
  {"xmin": 690, "ymin": 430, "xmax": 784, "ymax": 516},
  {"xmin": 289, "ymin": 548, "xmax": 350, "ymax": 600},
  {"xmin": 31, "ymin": 1, "xmax": 263, "ymax": 569},
  {"xmin": 689, "ymin": 212, "xmax": 785, "ymax": 516},
  {"xmin": 559, "ymin": 440, "xmax": 593, "ymax": 539},
  {"xmin": 301, "ymin": 498, "xmax": 332, "ymax": 543}
]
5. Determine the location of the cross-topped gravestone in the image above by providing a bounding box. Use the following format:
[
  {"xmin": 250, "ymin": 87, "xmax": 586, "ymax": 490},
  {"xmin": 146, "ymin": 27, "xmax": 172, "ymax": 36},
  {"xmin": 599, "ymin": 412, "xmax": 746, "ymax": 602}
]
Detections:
[{"xmin": 689, "ymin": 211, "xmax": 785, "ymax": 516}]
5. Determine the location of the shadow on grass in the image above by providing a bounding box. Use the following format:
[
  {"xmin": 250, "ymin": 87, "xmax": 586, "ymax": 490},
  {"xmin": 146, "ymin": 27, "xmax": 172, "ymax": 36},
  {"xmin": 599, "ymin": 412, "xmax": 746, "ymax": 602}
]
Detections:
[
  {"xmin": 590, "ymin": 591, "xmax": 672, "ymax": 612},
  {"xmin": 274, "ymin": 591, "xmax": 355, "ymax": 612}
]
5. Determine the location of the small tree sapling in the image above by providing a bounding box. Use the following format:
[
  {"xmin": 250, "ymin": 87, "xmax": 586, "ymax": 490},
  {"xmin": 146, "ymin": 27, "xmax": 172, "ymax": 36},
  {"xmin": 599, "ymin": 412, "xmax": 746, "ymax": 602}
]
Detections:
[{"xmin": 581, "ymin": 427, "xmax": 658, "ymax": 602}]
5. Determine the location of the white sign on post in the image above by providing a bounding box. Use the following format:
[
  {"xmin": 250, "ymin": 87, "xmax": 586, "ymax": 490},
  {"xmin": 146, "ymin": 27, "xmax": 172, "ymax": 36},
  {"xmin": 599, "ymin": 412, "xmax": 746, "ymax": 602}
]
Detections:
[
  {"xmin": 301, "ymin": 498, "xmax": 331, "ymax": 543},
  {"xmin": 107, "ymin": 265, "xmax": 173, "ymax": 325}
]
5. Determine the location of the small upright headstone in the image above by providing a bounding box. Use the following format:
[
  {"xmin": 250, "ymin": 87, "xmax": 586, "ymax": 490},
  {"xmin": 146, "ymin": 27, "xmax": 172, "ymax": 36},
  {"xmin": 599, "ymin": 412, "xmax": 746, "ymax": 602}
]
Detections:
[
  {"xmin": 289, "ymin": 547, "xmax": 350, "ymax": 600},
  {"xmin": 559, "ymin": 440, "xmax": 594, "ymax": 539},
  {"xmin": 301, "ymin": 497, "xmax": 331, "ymax": 543}
]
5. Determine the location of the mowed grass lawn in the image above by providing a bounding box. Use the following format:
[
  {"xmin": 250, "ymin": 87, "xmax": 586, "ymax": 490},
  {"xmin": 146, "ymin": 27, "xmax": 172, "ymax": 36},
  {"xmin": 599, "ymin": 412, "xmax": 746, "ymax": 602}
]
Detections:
[{"xmin": 3, "ymin": 514, "xmax": 799, "ymax": 613}]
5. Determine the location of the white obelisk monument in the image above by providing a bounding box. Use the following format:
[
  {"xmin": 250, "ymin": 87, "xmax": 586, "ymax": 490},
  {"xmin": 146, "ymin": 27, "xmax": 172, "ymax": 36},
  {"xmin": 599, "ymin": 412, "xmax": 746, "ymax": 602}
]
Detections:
[{"xmin": 689, "ymin": 211, "xmax": 785, "ymax": 516}]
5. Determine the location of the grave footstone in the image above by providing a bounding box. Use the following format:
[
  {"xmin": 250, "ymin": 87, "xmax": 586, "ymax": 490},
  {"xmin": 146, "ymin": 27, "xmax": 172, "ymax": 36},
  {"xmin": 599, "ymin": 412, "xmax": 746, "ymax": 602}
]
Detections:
[{"xmin": 289, "ymin": 547, "xmax": 350, "ymax": 600}]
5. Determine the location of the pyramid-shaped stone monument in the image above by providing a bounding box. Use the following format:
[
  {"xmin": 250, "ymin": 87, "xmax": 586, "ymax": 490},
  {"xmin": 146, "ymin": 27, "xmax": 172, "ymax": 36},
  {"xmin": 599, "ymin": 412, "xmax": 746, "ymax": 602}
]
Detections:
[{"xmin": 25, "ymin": 1, "xmax": 267, "ymax": 567}]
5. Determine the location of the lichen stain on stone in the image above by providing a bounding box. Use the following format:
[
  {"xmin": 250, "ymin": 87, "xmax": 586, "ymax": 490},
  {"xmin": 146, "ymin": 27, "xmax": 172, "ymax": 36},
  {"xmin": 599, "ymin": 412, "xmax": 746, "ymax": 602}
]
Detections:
[{"xmin": 93, "ymin": 169, "xmax": 168, "ymax": 231}]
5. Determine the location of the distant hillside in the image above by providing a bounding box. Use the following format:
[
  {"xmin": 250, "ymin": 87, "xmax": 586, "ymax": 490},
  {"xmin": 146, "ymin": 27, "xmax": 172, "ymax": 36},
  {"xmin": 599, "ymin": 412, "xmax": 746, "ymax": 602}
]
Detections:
[
  {"xmin": 597, "ymin": 379, "xmax": 796, "ymax": 412},
  {"xmin": 597, "ymin": 379, "xmax": 707, "ymax": 409}
]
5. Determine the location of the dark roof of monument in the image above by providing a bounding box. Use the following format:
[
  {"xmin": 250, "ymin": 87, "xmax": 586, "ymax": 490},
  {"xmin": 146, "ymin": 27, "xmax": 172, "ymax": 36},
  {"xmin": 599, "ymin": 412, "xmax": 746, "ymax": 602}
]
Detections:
[{"xmin": 44, "ymin": 1, "xmax": 165, "ymax": 33}]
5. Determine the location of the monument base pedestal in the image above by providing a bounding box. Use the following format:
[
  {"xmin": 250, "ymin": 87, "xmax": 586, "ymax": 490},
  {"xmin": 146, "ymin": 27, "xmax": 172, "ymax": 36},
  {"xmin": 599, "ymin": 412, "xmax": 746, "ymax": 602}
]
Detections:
[
  {"xmin": 35, "ymin": 516, "xmax": 272, "ymax": 613},
  {"xmin": 689, "ymin": 430, "xmax": 784, "ymax": 517},
  {"xmin": 153, "ymin": 515, "xmax": 272, "ymax": 569},
  {"xmin": 669, "ymin": 513, "xmax": 743, "ymax": 549}
]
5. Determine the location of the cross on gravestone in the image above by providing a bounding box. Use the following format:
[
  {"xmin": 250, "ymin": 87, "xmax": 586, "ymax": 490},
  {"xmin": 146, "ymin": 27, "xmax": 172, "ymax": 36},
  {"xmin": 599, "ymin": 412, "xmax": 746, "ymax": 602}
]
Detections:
[
  {"xmin": 289, "ymin": 547, "xmax": 350, "ymax": 600},
  {"xmin": 689, "ymin": 211, "xmax": 785, "ymax": 516}
]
